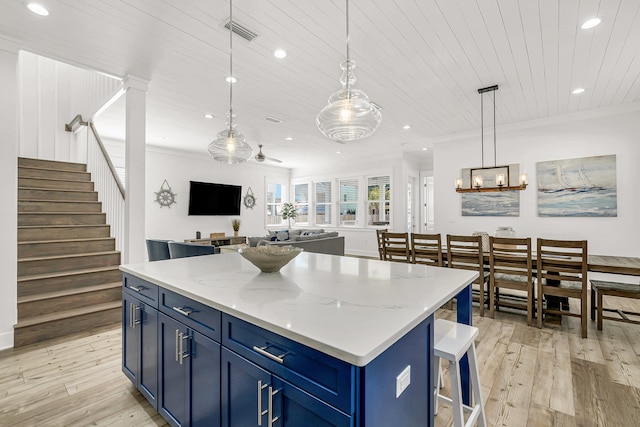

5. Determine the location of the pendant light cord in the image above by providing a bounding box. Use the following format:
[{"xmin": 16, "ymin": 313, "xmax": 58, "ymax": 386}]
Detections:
[
  {"xmin": 493, "ymin": 90, "xmax": 496, "ymax": 167},
  {"xmin": 345, "ymin": 0, "xmax": 351, "ymax": 96},
  {"xmin": 480, "ymin": 91, "xmax": 484, "ymax": 168},
  {"xmin": 228, "ymin": 0, "xmax": 233, "ymax": 132}
]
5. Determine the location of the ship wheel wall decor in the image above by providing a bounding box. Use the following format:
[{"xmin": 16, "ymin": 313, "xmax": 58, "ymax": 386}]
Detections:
[
  {"xmin": 155, "ymin": 179, "xmax": 177, "ymax": 208},
  {"xmin": 243, "ymin": 187, "xmax": 256, "ymax": 209}
]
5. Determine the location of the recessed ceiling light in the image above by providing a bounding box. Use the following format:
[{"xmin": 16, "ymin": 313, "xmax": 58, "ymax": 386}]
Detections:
[
  {"xmin": 225, "ymin": 76, "xmax": 237, "ymax": 84},
  {"xmin": 273, "ymin": 49, "xmax": 287, "ymax": 59},
  {"xmin": 336, "ymin": 151, "xmax": 341, "ymax": 154},
  {"xmin": 572, "ymin": 87, "xmax": 585, "ymax": 94},
  {"xmin": 422, "ymin": 147, "xmax": 428, "ymax": 151},
  {"xmin": 204, "ymin": 114, "xmax": 214, "ymax": 119},
  {"xmin": 403, "ymin": 125, "xmax": 411, "ymax": 130},
  {"xmin": 285, "ymin": 137, "xmax": 293, "ymax": 141},
  {"xmin": 581, "ymin": 18, "xmax": 601, "ymax": 29},
  {"xmin": 27, "ymin": 3, "xmax": 49, "ymax": 16}
]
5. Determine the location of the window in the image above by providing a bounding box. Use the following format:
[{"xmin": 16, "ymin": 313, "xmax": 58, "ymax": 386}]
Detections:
[
  {"xmin": 266, "ymin": 183, "xmax": 284, "ymax": 226},
  {"xmin": 315, "ymin": 181, "xmax": 332, "ymax": 225},
  {"xmin": 367, "ymin": 176, "xmax": 390, "ymax": 226},
  {"xmin": 339, "ymin": 179, "xmax": 358, "ymax": 226},
  {"xmin": 294, "ymin": 183, "xmax": 309, "ymax": 224}
]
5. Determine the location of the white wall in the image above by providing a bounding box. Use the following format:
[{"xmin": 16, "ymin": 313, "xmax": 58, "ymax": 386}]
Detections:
[
  {"xmin": 145, "ymin": 147, "xmax": 290, "ymax": 244},
  {"xmin": 18, "ymin": 51, "xmax": 121, "ymax": 162},
  {"xmin": 434, "ymin": 108, "xmax": 640, "ymax": 257},
  {"xmin": 0, "ymin": 38, "xmax": 19, "ymax": 350}
]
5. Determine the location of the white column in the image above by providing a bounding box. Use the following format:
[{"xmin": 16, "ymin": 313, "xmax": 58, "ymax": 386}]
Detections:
[
  {"xmin": 0, "ymin": 37, "xmax": 20, "ymax": 349},
  {"xmin": 123, "ymin": 76, "xmax": 149, "ymax": 264}
]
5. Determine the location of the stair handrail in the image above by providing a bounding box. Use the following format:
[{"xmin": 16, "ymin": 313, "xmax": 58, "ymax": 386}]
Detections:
[
  {"xmin": 65, "ymin": 114, "xmax": 125, "ymax": 199},
  {"xmin": 64, "ymin": 114, "xmax": 88, "ymax": 133},
  {"xmin": 88, "ymin": 122, "xmax": 125, "ymax": 199}
]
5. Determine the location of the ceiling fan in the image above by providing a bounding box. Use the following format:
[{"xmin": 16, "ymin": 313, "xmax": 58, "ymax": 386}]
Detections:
[{"xmin": 255, "ymin": 145, "xmax": 282, "ymax": 163}]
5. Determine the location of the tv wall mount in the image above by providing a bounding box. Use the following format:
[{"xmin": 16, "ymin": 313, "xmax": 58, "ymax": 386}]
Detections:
[
  {"xmin": 155, "ymin": 179, "xmax": 177, "ymax": 208},
  {"xmin": 243, "ymin": 187, "xmax": 256, "ymax": 209}
]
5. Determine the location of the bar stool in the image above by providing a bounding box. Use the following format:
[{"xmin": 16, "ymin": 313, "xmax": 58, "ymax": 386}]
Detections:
[{"xmin": 434, "ymin": 319, "xmax": 486, "ymax": 427}]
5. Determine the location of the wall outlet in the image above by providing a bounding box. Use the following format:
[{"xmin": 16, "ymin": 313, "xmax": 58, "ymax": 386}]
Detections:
[{"xmin": 395, "ymin": 365, "xmax": 411, "ymax": 398}]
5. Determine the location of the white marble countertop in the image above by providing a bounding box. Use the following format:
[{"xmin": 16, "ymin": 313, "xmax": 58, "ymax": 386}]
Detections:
[{"xmin": 120, "ymin": 252, "xmax": 477, "ymax": 366}]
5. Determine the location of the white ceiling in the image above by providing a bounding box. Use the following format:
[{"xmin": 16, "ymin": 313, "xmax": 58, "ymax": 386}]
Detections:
[{"xmin": 2, "ymin": 0, "xmax": 640, "ymax": 169}]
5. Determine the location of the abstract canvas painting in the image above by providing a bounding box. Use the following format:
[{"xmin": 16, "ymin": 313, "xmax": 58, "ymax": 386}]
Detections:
[
  {"xmin": 461, "ymin": 192, "xmax": 520, "ymax": 216},
  {"xmin": 537, "ymin": 155, "xmax": 617, "ymax": 217}
]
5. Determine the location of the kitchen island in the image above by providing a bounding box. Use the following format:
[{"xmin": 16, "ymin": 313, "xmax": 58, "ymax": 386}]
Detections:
[{"xmin": 120, "ymin": 252, "xmax": 477, "ymax": 427}]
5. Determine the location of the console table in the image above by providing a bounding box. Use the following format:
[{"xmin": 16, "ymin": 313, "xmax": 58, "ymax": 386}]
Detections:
[
  {"xmin": 120, "ymin": 252, "xmax": 477, "ymax": 426},
  {"xmin": 184, "ymin": 235, "xmax": 246, "ymax": 246}
]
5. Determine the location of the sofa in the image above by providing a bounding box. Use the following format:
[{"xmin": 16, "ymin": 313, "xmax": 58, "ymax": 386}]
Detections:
[{"xmin": 248, "ymin": 229, "xmax": 345, "ymax": 256}]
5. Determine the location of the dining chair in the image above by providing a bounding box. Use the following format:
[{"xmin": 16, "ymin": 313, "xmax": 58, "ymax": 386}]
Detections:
[
  {"xmin": 411, "ymin": 233, "xmax": 443, "ymax": 267},
  {"xmin": 168, "ymin": 242, "xmax": 219, "ymax": 259},
  {"xmin": 376, "ymin": 228, "xmax": 388, "ymax": 260},
  {"xmin": 537, "ymin": 238, "xmax": 588, "ymax": 338},
  {"xmin": 382, "ymin": 232, "xmax": 411, "ymax": 263},
  {"xmin": 146, "ymin": 239, "xmax": 172, "ymax": 261},
  {"xmin": 447, "ymin": 234, "xmax": 490, "ymax": 316},
  {"xmin": 489, "ymin": 236, "xmax": 534, "ymax": 325}
]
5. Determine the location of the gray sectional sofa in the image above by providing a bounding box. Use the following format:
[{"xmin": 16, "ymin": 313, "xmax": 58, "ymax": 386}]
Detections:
[{"xmin": 248, "ymin": 229, "xmax": 345, "ymax": 256}]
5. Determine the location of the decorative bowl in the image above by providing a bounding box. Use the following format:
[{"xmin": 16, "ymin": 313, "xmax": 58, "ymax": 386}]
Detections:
[{"xmin": 239, "ymin": 246, "xmax": 303, "ymax": 273}]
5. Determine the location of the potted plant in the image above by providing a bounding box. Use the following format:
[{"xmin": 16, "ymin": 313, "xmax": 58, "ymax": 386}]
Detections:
[
  {"xmin": 281, "ymin": 203, "xmax": 297, "ymax": 228},
  {"xmin": 232, "ymin": 218, "xmax": 241, "ymax": 237}
]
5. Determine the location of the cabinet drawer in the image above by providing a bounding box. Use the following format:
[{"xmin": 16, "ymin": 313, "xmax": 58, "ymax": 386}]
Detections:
[
  {"xmin": 123, "ymin": 274, "xmax": 158, "ymax": 308},
  {"xmin": 159, "ymin": 288, "xmax": 221, "ymax": 342},
  {"xmin": 222, "ymin": 314, "xmax": 353, "ymax": 414}
]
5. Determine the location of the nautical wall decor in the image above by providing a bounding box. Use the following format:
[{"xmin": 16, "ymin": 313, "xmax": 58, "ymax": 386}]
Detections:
[
  {"xmin": 155, "ymin": 179, "xmax": 177, "ymax": 208},
  {"xmin": 536, "ymin": 154, "xmax": 617, "ymax": 217}
]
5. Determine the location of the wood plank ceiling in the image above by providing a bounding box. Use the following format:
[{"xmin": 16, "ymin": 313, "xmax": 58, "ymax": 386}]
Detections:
[{"xmin": 1, "ymin": 0, "xmax": 639, "ymax": 169}]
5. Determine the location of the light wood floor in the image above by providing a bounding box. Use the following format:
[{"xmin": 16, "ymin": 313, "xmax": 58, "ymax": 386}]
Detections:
[{"xmin": 1, "ymin": 297, "xmax": 639, "ymax": 426}]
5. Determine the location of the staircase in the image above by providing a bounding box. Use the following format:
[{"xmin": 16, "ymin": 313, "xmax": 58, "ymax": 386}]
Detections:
[{"xmin": 16, "ymin": 157, "xmax": 122, "ymax": 347}]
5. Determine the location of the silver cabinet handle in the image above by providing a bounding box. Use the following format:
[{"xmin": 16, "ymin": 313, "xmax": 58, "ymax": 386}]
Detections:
[
  {"xmin": 268, "ymin": 386, "xmax": 280, "ymax": 427},
  {"xmin": 257, "ymin": 380, "xmax": 268, "ymax": 426},
  {"xmin": 129, "ymin": 285, "xmax": 145, "ymax": 292},
  {"xmin": 172, "ymin": 306, "xmax": 193, "ymax": 317},
  {"xmin": 178, "ymin": 332, "xmax": 190, "ymax": 365},
  {"xmin": 175, "ymin": 329, "xmax": 180, "ymax": 362},
  {"xmin": 253, "ymin": 345, "xmax": 287, "ymax": 364},
  {"xmin": 130, "ymin": 303, "xmax": 141, "ymax": 329}
]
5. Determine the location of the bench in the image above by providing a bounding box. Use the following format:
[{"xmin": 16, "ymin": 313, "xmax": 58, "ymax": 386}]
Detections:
[{"xmin": 590, "ymin": 280, "xmax": 640, "ymax": 330}]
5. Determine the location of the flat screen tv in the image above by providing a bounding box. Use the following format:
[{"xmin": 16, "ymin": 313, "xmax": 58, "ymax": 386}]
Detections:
[{"xmin": 188, "ymin": 181, "xmax": 241, "ymax": 216}]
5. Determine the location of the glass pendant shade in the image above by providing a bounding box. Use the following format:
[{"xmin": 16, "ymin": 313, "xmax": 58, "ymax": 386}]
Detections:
[
  {"xmin": 208, "ymin": 111, "xmax": 252, "ymax": 164},
  {"xmin": 317, "ymin": 60, "xmax": 381, "ymax": 143}
]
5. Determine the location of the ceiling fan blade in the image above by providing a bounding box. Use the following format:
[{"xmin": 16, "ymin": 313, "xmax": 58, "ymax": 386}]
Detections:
[{"xmin": 265, "ymin": 156, "xmax": 283, "ymax": 163}]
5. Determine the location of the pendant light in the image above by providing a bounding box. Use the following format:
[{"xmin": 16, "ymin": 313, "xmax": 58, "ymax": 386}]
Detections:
[
  {"xmin": 208, "ymin": 0, "xmax": 253, "ymax": 164},
  {"xmin": 316, "ymin": 0, "xmax": 382, "ymax": 143}
]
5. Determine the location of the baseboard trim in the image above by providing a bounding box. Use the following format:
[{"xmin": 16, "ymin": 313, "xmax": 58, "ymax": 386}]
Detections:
[{"xmin": 0, "ymin": 330, "xmax": 14, "ymax": 350}]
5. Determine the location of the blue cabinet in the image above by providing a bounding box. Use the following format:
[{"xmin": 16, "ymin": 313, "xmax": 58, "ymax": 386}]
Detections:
[
  {"xmin": 122, "ymin": 274, "xmax": 433, "ymax": 427},
  {"xmin": 221, "ymin": 348, "xmax": 351, "ymax": 427},
  {"xmin": 122, "ymin": 287, "xmax": 158, "ymax": 409},
  {"xmin": 158, "ymin": 312, "xmax": 221, "ymax": 427}
]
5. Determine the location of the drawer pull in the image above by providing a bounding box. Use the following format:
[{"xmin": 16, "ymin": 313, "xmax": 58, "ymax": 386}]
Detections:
[
  {"xmin": 253, "ymin": 345, "xmax": 287, "ymax": 364},
  {"xmin": 129, "ymin": 285, "xmax": 145, "ymax": 292},
  {"xmin": 172, "ymin": 306, "xmax": 193, "ymax": 317}
]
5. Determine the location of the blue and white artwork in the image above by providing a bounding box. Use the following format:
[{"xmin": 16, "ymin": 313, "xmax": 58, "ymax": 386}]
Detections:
[
  {"xmin": 537, "ymin": 155, "xmax": 617, "ymax": 217},
  {"xmin": 462, "ymin": 192, "xmax": 520, "ymax": 217}
]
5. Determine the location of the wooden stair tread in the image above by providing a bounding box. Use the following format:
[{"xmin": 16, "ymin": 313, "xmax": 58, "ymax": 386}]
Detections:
[
  {"xmin": 14, "ymin": 301, "xmax": 121, "ymax": 329},
  {"xmin": 17, "ymin": 175, "xmax": 92, "ymax": 184},
  {"xmin": 19, "ymin": 224, "xmax": 109, "ymax": 229},
  {"xmin": 19, "ymin": 250, "xmax": 120, "ymax": 262},
  {"xmin": 18, "ymin": 282, "xmax": 122, "ymax": 304},
  {"xmin": 18, "ymin": 265, "xmax": 121, "ymax": 282},
  {"xmin": 19, "ymin": 199, "xmax": 101, "ymax": 204},
  {"xmin": 18, "ymin": 186, "xmax": 95, "ymax": 193},
  {"xmin": 18, "ymin": 237, "xmax": 115, "ymax": 245},
  {"xmin": 18, "ymin": 212, "xmax": 104, "ymax": 215},
  {"xmin": 18, "ymin": 164, "xmax": 88, "ymax": 174}
]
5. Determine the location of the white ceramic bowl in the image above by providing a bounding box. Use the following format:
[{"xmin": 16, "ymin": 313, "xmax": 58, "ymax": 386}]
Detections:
[{"xmin": 239, "ymin": 246, "xmax": 303, "ymax": 273}]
